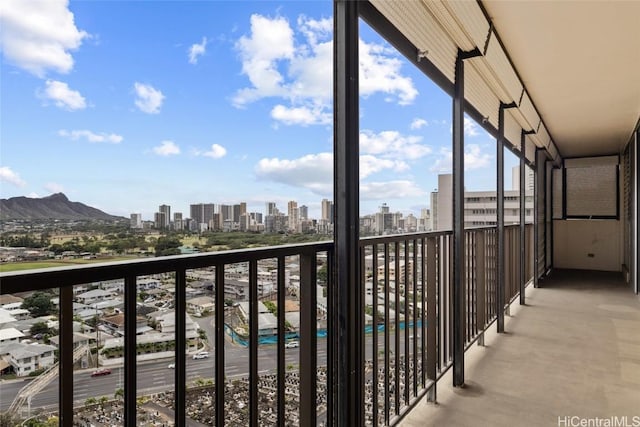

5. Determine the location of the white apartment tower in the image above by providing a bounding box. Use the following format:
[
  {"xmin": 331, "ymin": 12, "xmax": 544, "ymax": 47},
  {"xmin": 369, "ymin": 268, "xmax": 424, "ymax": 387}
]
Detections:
[
  {"xmin": 159, "ymin": 204, "xmax": 171, "ymax": 228},
  {"xmin": 130, "ymin": 213, "xmax": 143, "ymax": 229},
  {"xmin": 287, "ymin": 201, "xmax": 299, "ymax": 232}
]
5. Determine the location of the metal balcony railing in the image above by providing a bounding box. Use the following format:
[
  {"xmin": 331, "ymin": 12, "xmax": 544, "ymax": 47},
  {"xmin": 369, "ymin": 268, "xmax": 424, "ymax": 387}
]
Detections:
[{"xmin": 0, "ymin": 225, "xmax": 534, "ymax": 426}]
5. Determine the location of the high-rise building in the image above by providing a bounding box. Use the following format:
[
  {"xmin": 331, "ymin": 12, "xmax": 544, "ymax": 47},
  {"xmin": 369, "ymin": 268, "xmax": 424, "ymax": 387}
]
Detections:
[
  {"xmin": 159, "ymin": 204, "xmax": 171, "ymax": 228},
  {"xmin": 288, "ymin": 201, "xmax": 299, "ymax": 232},
  {"xmin": 430, "ymin": 166, "xmax": 534, "ymax": 231},
  {"xmin": 154, "ymin": 212, "xmax": 166, "ymax": 229},
  {"xmin": 130, "ymin": 213, "xmax": 143, "ymax": 229},
  {"xmin": 266, "ymin": 202, "xmax": 277, "ymax": 216},
  {"xmin": 299, "ymin": 205, "xmax": 308, "ymax": 220},
  {"xmin": 174, "ymin": 212, "xmax": 183, "ymax": 230},
  {"xmin": 220, "ymin": 204, "xmax": 233, "ymax": 222},
  {"xmin": 190, "ymin": 203, "xmax": 215, "ymax": 228},
  {"xmin": 321, "ymin": 199, "xmax": 333, "ymax": 223},
  {"xmin": 233, "ymin": 204, "xmax": 241, "ymax": 223}
]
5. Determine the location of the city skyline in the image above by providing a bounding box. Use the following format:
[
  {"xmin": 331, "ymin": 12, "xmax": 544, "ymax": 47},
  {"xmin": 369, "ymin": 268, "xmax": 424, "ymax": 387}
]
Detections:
[{"xmin": 1, "ymin": 1, "xmax": 521, "ymax": 221}]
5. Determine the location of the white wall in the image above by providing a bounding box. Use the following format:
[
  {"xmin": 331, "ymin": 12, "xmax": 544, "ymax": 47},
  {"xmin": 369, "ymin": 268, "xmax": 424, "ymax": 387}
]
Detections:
[{"xmin": 553, "ymin": 219, "xmax": 621, "ymax": 271}]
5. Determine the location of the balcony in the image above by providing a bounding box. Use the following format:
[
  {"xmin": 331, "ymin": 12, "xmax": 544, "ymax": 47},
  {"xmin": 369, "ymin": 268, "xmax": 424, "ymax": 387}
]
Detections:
[
  {"xmin": 2, "ymin": 224, "xmax": 638, "ymax": 426},
  {"xmin": 1, "ymin": 225, "xmax": 537, "ymax": 425},
  {"xmin": 1, "ymin": 0, "xmax": 639, "ymax": 425},
  {"xmin": 401, "ymin": 269, "xmax": 640, "ymax": 426}
]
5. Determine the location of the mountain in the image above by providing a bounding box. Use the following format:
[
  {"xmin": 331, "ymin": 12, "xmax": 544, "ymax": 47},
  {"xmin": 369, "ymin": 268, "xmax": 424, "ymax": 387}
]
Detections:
[{"xmin": 0, "ymin": 193, "xmax": 125, "ymax": 221}]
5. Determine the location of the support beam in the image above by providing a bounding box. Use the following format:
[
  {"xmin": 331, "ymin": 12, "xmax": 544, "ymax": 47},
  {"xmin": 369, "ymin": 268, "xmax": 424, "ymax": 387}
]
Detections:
[
  {"xmin": 174, "ymin": 269, "xmax": 186, "ymax": 424},
  {"xmin": 333, "ymin": 1, "xmax": 362, "ymax": 424},
  {"xmin": 124, "ymin": 275, "xmax": 137, "ymax": 427},
  {"xmin": 59, "ymin": 286, "xmax": 73, "ymax": 427},
  {"xmin": 497, "ymin": 102, "xmax": 516, "ymax": 333},
  {"xmin": 520, "ymin": 130, "xmax": 535, "ymax": 304},
  {"xmin": 452, "ymin": 50, "xmax": 465, "ymax": 387},
  {"xmin": 452, "ymin": 47, "xmax": 480, "ymax": 388}
]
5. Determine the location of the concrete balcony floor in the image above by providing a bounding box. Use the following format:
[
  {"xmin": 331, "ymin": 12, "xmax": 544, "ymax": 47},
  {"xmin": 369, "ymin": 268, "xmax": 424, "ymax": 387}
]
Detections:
[{"xmin": 401, "ymin": 269, "xmax": 640, "ymax": 426}]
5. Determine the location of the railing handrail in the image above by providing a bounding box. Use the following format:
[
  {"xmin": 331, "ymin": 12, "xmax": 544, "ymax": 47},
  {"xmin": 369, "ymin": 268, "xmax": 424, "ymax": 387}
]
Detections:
[{"xmin": 0, "ymin": 240, "xmax": 334, "ymax": 294}]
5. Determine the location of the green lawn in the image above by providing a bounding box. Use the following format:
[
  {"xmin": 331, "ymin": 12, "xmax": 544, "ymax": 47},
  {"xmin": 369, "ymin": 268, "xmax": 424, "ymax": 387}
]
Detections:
[{"xmin": 0, "ymin": 257, "xmax": 136, "ymax": 273}]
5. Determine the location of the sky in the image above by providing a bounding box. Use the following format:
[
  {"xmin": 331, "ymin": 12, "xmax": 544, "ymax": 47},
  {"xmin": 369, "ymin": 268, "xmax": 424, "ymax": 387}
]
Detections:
[{"xmin": 0, "ymin": 0, "xmax": 520, "ymax": 220}]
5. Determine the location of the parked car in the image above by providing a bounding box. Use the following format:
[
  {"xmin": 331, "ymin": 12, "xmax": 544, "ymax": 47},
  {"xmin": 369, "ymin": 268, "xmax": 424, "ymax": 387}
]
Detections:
[
  {"xmin": 90, "ymin": 368, "xmax": 111, "ymax": 377},
  {"xmin": 192, "ymin": 352, "xmax": 209, "ymax": 360},
  {"xmin": 285, "ymin": 340, "xmax": 299, "ymax": 348}
]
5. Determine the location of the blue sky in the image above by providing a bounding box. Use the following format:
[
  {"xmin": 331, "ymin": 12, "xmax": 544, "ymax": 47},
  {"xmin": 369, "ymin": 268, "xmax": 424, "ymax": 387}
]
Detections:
[{"xmin": 0, "ymin": 0, "xmax": 519, "ymax": 220}]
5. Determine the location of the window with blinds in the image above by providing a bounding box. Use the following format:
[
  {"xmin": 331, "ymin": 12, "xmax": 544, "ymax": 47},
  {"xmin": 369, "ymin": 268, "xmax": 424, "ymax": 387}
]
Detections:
[{"xmin": 564, "ymin": 156, "xmax": 619, "ymax": 218}]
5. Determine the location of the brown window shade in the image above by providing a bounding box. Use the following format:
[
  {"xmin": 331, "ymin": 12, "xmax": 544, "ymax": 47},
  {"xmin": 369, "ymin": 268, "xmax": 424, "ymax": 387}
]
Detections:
[{"xmin": 564, "ymin": 156, "xmax": 618, "ymax": 218}]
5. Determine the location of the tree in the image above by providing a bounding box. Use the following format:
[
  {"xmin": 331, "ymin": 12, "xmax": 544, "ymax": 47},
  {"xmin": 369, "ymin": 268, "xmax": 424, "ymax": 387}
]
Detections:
[
  {"xmin": 317, "ymin": 264, "xmax": 328, "ymax": 283},
  {"xmin": 30, "ymin": 322, "xmax": 50, "ymax": 337},
  {"xmin": 22, "ymin": 292, "xmax": 55, "ymax": 317},
  {"xmin": 114, "ymin": 388, "xmax": 124, "ymax": 400},
  {"xmin": 154, "ymin": 236, "xmax": 182, "ymax": 256}
]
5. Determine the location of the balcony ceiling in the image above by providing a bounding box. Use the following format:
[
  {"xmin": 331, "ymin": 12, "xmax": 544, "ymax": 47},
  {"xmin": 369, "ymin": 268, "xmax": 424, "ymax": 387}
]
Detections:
[{"xmin": 482, "ymin": 1, "xmax": 640, "ymax": 158}]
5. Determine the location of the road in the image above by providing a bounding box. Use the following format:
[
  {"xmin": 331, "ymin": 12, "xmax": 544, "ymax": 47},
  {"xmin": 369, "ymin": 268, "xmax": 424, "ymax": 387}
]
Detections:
[{"xmin": 0, "ymin": 329, "xmax": 417, "ymax": 412}]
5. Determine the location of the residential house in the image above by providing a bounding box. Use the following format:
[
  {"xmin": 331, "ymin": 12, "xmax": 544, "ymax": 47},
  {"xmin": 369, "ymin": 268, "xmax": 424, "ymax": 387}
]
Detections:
[
  {"xmin": 0, "ymin": 327, "xmax": 25, "ymax": 344},
  {"xmin": 0, "ymin": 342, "xmax": 56, "ymax": 376},
  {"xmin": 186, "ymin": 296, "xmax": 215, "ymax": 315},
  {"xmin": 76, "ymin": 289, "xmax": 113, "ymax": 305}
]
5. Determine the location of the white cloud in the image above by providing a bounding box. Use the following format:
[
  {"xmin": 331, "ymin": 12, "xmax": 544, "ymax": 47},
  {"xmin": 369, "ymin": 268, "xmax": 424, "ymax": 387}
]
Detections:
[
  {"xmin": 202, "ymin": 144, "xmax": 227, "ymax": 159},
  {"xmin": 27, "ymin": 192, "xmax": 40, "ymax": 198},
  {"xmin": 360, "ymin": 155, "xmax": 408, "ymax": 179},
  {"xmin": 233, "ymin": 14, "xmax": 417, "ymax": 126},
  {"xmin": 256, "ymin": 150, "xmax": 411, "ymax": 194},
  {"xmin": 153, "ymin": 140, "xmax": 180, "ymax": 156},
  {"xmin": 271, "ymin": 104, "xmax": 330, "ymax": 126},
  {"xmin": 59, "ymin": 129, "xmax": 123, "ymax": 144},
  {"xmin": 45, "ymin": 182, "xmax": 64, "ymax": 193},
  {"xmin": 464, "ymin": 117, "xmax": 480, "ymax": 137},
  {"xmin": 360, "ymin": 130, "xmax": 431, "ymax": 160},
  {"xmin": 134, "ymin": 82, "xmax": 165, "ymax": 114},
  {"xmin": 430, "ymin": 144, "xmax": 492, "ymax": 173},
  {"xmin": 410, "ymin": 118, "xmax": 428, "ymax": 130},
  {"xmin": 361, "ymin": 180, "xmax": 425, "ymax": 200},
  {"xmin": 359, "ymin": 41, "xmax": 417, "ymax": 105},
  {"xmin": 233, "ymin": 14, "xmax": 294, "ymax": 106},
  {"xmin": 0, "ymin": 166, "xmax": 26, "ymax": 187},
  {"xmin": 40, "ymin": 80, "xmax": 86, "ymax": 110},
  {"xmin": 255, "ymin": 152, "xmax": 333, "ymax": 195},
  {"xmin": 0, "ymin": 0, "xmax": 88, "ymax": 77},
  {"xmin": 188, "ymin": 37, "xmax": 207, "ymax": 64}
]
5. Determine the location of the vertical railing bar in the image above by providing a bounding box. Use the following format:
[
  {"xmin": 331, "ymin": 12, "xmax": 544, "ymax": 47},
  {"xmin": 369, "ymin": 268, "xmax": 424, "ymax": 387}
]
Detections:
[
  {"xmin": 426, "ymin": 237, "xmax": 437, "ymax": 402},
  {"xmin": 393, "ymin": 241, "xmax": 400, "ymax": 415},
  {"xmin": 300, "ymin": 251, "xmax": 318, "ymax": 425},
  {"xmin": 215, "ymin": 264, "xmax": 226, "ymax": 426},
  {"xmin": 384, "ymin": 243, "xmax": 390, "ymax": 426},
  {"xmin": 124, "ymin": 275, "xmax": 137, "ymax": 427},
  {"xmin": 403, "ymin": 240, "xmax": 410, "ymax": 406},
  {"xmin": 466, "ymin": 232, "xmax": 471, "ymax": 343},
  {"xmin": 442, "ymin": 236, "xmax": 447, "ymax": 366},
  {"xmin": 326, "ymin": 248, "xmax": 335, "ymax": 427},
  {"xmin": 175, "ymin": 268, "xmax": 187, "ymax": 425},
  {"xmin": 372, "ymin": 243, "xmax": 379, "ymax": 426},
  {"xmin": 59, "ymin": 285, "xmax": 73, "ymax": 427},
  {"xmin": 277, "ymin": 257, "xmax": 286, "ymax": 426},
  {"xmin": 477, "ymin": 232, "xmax": 486, "ymax": 346},
  {"xmin": 420, "ymin": 238, "xmax": 426, "ymax": 390},
  {"xmin": 249, "ymin": 260, "xmax": 258, "ymax": 427},
  {"xmin": 449, "ymin": 234, "xmax": 454, "ymax": 366},
  {"xmin": 412, "ymin": 239, "xmax": 418, "ymax": 398}
]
